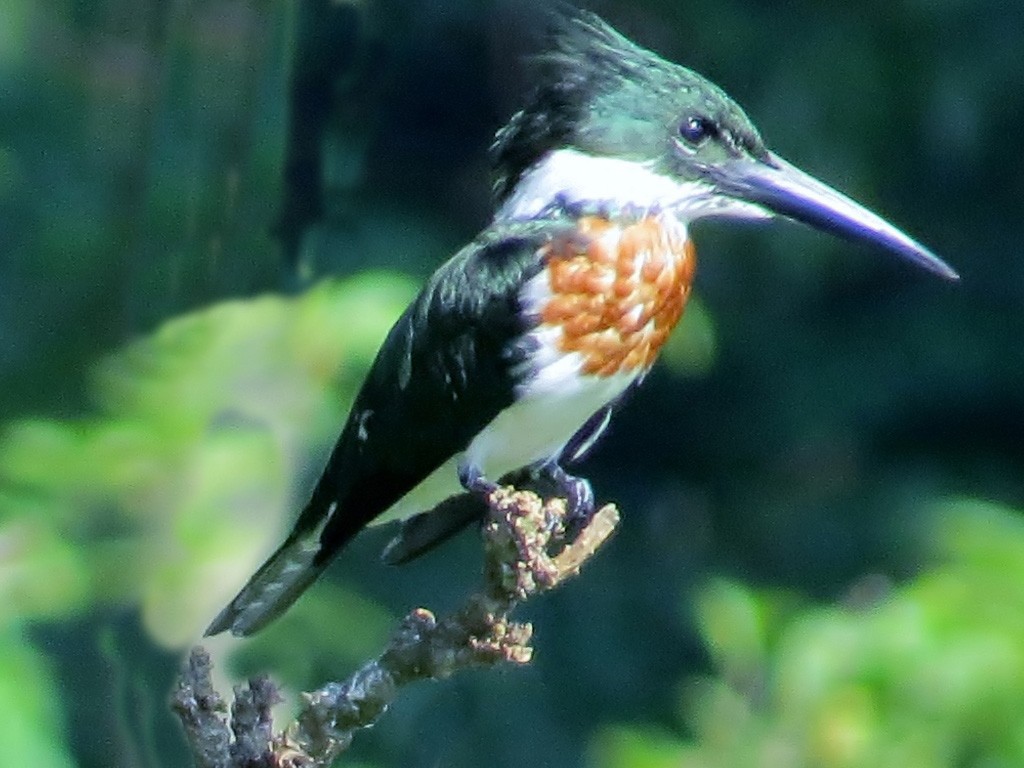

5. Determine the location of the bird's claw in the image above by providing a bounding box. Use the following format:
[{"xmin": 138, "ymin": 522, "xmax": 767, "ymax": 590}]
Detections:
[
  {"xmin": 542, "ymin": 462, "xmax": 595, "ymax": 533},
  {"xmin": 566, "ymin": 477, "xmax": 595, "ymax": 524}
]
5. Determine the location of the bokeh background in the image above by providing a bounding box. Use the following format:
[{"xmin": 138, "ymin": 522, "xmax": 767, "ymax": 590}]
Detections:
[{"xmin": 2, "ymin": 0, "xmax": 1023, "ymax": 766}]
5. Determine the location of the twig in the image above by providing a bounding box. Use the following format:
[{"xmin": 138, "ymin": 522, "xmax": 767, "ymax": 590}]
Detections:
[{"xmin": 172, "ymin": 487, "xmax": 620, "ymax": 767}]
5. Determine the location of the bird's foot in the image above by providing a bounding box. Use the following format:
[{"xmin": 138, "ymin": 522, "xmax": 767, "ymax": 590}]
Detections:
[
  {"xmin": 541, "ymin": 462, "xmax": 595, "ymax": 530},
  {"xmin": 458, "ymin": 462, "xmax": 499, "ymax": 499}
]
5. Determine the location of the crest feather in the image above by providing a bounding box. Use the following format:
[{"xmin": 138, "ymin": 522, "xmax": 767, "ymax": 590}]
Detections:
[{"xmin": 489, "ymin": 9, "xmax": 684, "ymax": 203}]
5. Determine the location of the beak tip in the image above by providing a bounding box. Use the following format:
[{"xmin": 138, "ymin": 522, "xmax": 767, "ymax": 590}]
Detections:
[
  {"xmin": 720, "ymin": 154, "xmax": 960, "ymax": 284},
  {"xmin": 919, "ymin": 252, "xmax": 960, "ymax": 282}
]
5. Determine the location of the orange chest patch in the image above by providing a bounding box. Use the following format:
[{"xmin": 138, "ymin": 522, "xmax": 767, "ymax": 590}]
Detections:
[{"xmin": 535, "ymin": 215, "xmax": 697, "ymax": 377}]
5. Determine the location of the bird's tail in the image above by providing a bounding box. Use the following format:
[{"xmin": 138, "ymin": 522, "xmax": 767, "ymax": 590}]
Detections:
[{"xmin": 205, "ymin": 526, "xmax": 327, "ymax": 637}]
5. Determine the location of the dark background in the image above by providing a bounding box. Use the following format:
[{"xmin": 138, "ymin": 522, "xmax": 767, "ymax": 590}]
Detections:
[{"xmin": 1, "ymin": 1, "xmax": 1023, "ymax": 766}]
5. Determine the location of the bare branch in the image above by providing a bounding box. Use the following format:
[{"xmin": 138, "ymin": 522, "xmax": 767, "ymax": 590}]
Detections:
[
  {"xmin": 171, "ymin": 648, "xmax": 230, "ymax": 768},
  {"xmin": 172, "ymin": 487, "xmax": 620, "ymax": 767}
]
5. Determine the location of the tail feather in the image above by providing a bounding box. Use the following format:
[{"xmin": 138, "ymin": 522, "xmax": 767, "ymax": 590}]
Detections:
[
  {"xmin": 205, "ymin": 528, "xmax": 327, "ymax": 637},
  {"xmin": 381, "ymin": 493, "xmax": 485, "ymax": 565}
]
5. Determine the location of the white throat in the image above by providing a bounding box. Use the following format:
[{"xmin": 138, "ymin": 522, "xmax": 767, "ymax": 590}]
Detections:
[
  {"xmin": 496, "ymin": 149, "xmax": 692, "ymax": 221},
  {"xmin": 495, "ymin": 147, "xmax": 771, "ymax": 224}
]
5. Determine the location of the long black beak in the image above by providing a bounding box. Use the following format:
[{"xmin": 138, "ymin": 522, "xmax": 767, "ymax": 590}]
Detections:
[{"xmin": 708, "ymin": 152, "xmax": 959, "ymax": 280}]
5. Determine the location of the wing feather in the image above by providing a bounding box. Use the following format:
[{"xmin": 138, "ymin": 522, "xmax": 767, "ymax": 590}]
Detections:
[{"xmin": 207, "ymin": 219, "xmax": 571, "ymax": 636}]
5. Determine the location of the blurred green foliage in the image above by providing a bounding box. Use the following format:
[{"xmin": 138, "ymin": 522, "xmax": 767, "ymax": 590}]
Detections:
[
  {"xmin": 1, "ymin": 275, "xmax": 414, "ymax": 647},
  {"xmin": 597, "ymin": 499, "xmax": 1024, "ymax": 768}
]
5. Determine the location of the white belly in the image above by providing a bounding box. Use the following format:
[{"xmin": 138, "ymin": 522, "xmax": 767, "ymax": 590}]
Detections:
[{"xmin": 372, "ymin": 362, "xmax": 635, "ymax": 525}]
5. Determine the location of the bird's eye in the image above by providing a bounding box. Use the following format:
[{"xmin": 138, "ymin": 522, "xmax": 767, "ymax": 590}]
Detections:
[{"xmin": 679, "ymin": 116, "xmax": 715, "ymax": 145}]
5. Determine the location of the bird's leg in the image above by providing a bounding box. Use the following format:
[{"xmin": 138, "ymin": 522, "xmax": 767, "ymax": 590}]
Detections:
[
  {"xmin": 458, "ymin": 461, "xmax": 499, "ymax": 499},
  {"xmin": 538, "ymin": 461, "xmax": 595, "ymax": 527}
]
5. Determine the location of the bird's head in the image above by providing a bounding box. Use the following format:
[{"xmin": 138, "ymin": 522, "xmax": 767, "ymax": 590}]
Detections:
[{"xmin": 492, "ymin": 11, "xmax": 957, "ymax": 280}]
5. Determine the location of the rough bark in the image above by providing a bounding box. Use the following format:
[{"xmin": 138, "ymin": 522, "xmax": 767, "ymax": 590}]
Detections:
[{"xmin": 172, "ymin": 487, "xmax": 620, "ymax": 767}]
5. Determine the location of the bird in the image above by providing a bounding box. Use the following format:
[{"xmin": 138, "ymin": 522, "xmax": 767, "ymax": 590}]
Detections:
[{"xmin": 206, "ymin": 11, "xmax": 957, "ymax": 637}]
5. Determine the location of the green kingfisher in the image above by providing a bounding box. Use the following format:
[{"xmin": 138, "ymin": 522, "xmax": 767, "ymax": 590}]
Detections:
[{"xmin": 207, "ymin": 12, "xmax": 957, "ymax": 637}]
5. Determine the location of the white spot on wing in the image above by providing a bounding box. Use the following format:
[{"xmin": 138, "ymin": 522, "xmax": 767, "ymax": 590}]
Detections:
[
  {"xmin": 398, "ymin": 325, "xmax": 413, "ymax": 390},
  {"xmin": 357, "ymin": 410, "xmax": 372, "ymax": 443}
]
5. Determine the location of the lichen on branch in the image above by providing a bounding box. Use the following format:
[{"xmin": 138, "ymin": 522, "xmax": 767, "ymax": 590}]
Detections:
[{"xmin": 172, "ymin": 487, "xmax": 620, "ymax": 767}]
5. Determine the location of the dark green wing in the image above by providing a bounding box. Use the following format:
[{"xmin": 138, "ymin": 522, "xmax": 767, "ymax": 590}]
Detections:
[{"xmin": 206, "ymin": 218, "xmax": 570, "ymax": 636}]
